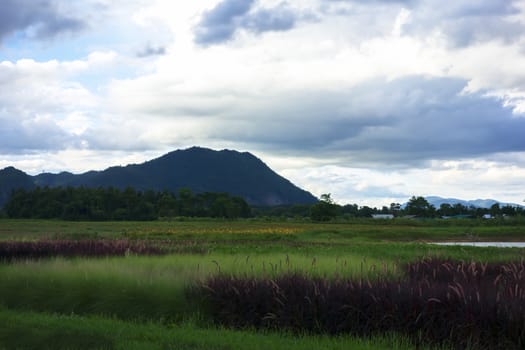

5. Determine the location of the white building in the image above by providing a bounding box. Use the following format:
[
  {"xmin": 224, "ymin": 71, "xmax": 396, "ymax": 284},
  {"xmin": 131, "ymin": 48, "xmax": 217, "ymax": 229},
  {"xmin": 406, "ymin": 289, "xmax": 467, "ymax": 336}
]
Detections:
[{"xmin": 371, "ymin": 214, "xmax": 394, "ymax": 219}]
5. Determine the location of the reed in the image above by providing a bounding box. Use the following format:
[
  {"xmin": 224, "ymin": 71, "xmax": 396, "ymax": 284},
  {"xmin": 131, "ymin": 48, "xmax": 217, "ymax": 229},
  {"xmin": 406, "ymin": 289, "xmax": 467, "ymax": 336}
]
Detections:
[
  {"xmin": 199, "ymin": 258, "xmax": 525, "ymax": 349},
  {"xmin": 0, "ymin": 239, "xmax": 165, "ymax": 261}
]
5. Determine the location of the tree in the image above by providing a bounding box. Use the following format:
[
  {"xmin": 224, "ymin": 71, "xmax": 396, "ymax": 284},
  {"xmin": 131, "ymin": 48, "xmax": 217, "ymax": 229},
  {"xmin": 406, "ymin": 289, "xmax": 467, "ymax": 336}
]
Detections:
[
  {"xmin": 501, "ymin": 205, "xmax": 516, "ymax": 216},
  {"xmin": 320, "ymin": 193, "xmax": 334, "ymax": 204},
  {"xmin": 406, "ymin": 196, "xmax": 435, "ymax": 217},
  {"xmin": 310, "ymin": 193, "xmax": 340, "ymax": 221},
  {"xmin": 3, "ymin": 186, "xmax": 252, "ymax": 220},
  {"xmin": 489, "ymin": 203, "xmax": 501, "ymax": 217},
  {"xmin": 358, "ymin": 206, "xmax": 375, "ymax": 218},
  {"xmin": 390, "ymin": 203, "xmax": 401, "ymax": 214},
  {"xmin": 439, "ymin": 203, "xmax": 453, "ymax": 216},
  {"xmin": 341, "ymin": 204, "xmax": 359, "ymax": 217},
  {"xmin": 178, "ymin": 188, "xmax": 195, "ymax": 216},
  {"xmin": 158, "ymin": 191, "xmax": 178, "ymax": 217}
]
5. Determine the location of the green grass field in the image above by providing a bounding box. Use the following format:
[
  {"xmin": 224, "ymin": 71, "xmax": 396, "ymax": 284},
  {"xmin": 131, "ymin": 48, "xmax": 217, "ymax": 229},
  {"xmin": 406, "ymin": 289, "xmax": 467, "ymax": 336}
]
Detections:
[
  {"xmin": 0, "ymin": 218, "xmax": 524, "ymax": 349},
  {"xmin": 1, "ymin": 217, "xmax": 524, "ymax": 241},
  {"xmin": 0, "ymin": 306, "xmax": 423, "ymax": 350}
]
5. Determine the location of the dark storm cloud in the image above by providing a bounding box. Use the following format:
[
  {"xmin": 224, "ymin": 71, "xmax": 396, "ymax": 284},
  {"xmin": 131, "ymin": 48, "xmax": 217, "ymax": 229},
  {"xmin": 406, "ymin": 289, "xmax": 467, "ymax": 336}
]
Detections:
[
  {"xmin": 0, "ymin": 0, "xmax": 84, "ymax": 42},
  {"xmin": 348, "ymin": 77, "xmax": 525, "ymax": 161},
  {"xmin": 213, "ymin": 76, "xmax": 525, "ymax": 166},
  {"xmin": 194, "ymin": 0, "xmax": 297, "ymax": 45}
]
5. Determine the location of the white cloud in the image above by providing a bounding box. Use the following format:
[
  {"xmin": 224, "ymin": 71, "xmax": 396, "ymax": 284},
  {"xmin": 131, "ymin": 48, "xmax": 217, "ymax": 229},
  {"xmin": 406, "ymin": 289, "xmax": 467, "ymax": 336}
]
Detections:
[
  {"xmin": 0, "ymin": 149, "xmax": 164, "ymax": 175},
  {"xmin": 281, "ymin": 157, "xmax": 525, "ymax": 207},
  {"xmin": 392, "ymin": 8, "xmax": 411, "ymax": 36},
  {"xmin": 1, "ymin": 0, "xmax": 525, "ymax": 206},
  {"xmin": 0, "ymin": 54, "xmax": 113, "ymax": 152}
]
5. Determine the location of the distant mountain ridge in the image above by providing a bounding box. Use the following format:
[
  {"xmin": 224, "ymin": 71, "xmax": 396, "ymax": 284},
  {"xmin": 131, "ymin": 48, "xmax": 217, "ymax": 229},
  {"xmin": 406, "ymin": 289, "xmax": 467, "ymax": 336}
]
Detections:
[
  {"xmin": 0, "ymin": 147, "xmax": 318, "ymax": 207},
  {"xmin": 425, "ymin": 196, "xmax": 523, "ymax": 209}
]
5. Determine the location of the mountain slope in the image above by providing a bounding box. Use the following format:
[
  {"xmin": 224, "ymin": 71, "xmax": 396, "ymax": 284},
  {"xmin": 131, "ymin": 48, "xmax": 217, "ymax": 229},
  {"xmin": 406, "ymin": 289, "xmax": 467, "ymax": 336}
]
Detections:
[
  {"xmin": 0, "ymin": 167, "xmax": 36, "ymax": 207},
  {"xmin": 0, "ymin": 147, "xmax": 318, "ymax": 207}
]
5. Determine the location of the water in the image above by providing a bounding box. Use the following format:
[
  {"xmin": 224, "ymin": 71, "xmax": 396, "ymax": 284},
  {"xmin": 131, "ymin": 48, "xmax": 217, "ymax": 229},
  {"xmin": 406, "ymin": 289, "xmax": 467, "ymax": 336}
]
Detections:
[{"xmin": 432, "ymin": 242, "xmax": 525, "ymax": 248}]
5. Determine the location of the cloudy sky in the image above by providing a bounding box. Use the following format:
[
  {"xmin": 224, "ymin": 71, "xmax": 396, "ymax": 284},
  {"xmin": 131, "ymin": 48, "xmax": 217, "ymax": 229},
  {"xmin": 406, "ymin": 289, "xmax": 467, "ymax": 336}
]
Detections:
[{"xmin": 1, "ymin": 0, "xmax": 525, "ymax": 206}]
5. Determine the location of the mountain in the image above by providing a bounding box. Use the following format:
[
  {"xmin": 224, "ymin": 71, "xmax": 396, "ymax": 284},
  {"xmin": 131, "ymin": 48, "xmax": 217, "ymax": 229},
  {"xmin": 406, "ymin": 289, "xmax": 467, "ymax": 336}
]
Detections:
[
  {"xmin": 425, "ymin": 196, "xmax": 523, "ymax": 209},
  {"xmin": 0, "ymin": 167, "xmax": 36, "ymax": 207},
  {"xmin": 0, "ymin": 147, "xmax": 318, "ymax": 207}
]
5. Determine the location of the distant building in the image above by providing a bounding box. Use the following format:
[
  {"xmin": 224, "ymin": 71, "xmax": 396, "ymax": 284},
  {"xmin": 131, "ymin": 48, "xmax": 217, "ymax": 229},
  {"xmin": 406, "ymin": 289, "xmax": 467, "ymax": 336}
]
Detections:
[
  {"xmin": 441, "ymin": 214, "xmax": 473, "ymax": 219},
  {"xmin": 401, "ymin": 215, "xmax": 418, "ymax": 219},
  {"xmin": 372, "ymin": 214, "xmax": 394, "ymax": 219},
  {"xmin": 482, "ymin": 214, "xmax": 493, "ymax": 219}
]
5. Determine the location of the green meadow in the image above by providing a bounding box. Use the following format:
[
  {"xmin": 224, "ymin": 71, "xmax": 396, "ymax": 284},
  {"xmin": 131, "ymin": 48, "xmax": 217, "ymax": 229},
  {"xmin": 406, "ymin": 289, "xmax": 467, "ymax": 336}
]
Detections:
[{"xmin": 0, "ymin": 218, "xmax": 524, "ymax": 349}]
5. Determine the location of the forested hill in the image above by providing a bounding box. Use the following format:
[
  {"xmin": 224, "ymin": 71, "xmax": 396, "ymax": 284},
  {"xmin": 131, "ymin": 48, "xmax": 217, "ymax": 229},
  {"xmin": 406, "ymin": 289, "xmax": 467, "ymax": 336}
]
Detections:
[
  {"xmin": 0, "ymin": 167, "xmax": 36, "ymax": 208},
  {"xmin": 0, "ymin": 147, "xmax": 317, "ymax": 207}
]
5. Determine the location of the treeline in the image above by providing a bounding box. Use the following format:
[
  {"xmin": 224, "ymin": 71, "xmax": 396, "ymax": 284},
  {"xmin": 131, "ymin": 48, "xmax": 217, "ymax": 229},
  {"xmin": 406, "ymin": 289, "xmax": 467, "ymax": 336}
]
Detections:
[
  {"xmin": 256, "ymin": 195, "xmax": 525, "ymax": 221},
  {"xmin": 2, "ymin": 188, "xmax": 523, "ymax": 222},
  {"xmin": 398, "ymin": 196, "xmax": 525, "ymax": 218},
  {"xmin": 323, "ymin": 196, "xmax": 524, "ymax": 221},
  {"xmin": 4, "ymin": 187, "xmax": 251, "ymax": 221}
]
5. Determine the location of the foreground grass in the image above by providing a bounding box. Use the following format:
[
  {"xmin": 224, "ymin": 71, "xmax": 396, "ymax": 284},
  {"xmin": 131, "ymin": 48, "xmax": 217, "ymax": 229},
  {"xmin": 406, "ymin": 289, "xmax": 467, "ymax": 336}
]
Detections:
[
  {"xmin": 0, "ymin": 253, "xmax": 387, "ymax": 321},
  {"xmin": 0, "ymin": 307, "xmax": 420, "ymax": 350},
  {"xmin": 1, "ymin": 246, "xmax": 523, "ymax": 323},
  {"xmin": 0, "ymin": 219, "xmax": 523, "ymax": 349}
]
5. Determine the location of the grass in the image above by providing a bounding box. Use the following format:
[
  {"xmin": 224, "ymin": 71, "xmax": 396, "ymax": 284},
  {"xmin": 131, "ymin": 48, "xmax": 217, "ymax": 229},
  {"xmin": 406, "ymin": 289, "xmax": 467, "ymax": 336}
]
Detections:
[
  {"xmin": 0, "ymin": 257, "xmax": 193, "ymax": 321},
  {"xmin": 0, "ymin": 253, "xmax": 388, "ymax": 322},
  {"xmin": 0, "ymin": 218, "xmax": 523, "ymax": 349},
  {"xmin": 1, "ymin": 218, "xmax": 524, "ymax": 263},
  {"xmin": 0, "ymin": 307, "xmax": 423, "ymax": 350},
  {"xmin": 0, "ymin": 218, "xmax": 524, "ymax": 242}
]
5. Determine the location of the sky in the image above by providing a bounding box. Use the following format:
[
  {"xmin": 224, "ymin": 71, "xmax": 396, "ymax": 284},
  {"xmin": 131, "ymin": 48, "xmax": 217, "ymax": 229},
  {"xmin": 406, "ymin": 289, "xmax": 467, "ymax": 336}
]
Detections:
[{"xmin": 1, "ymin": 0, "xmax": 524, "ymax": 207}]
